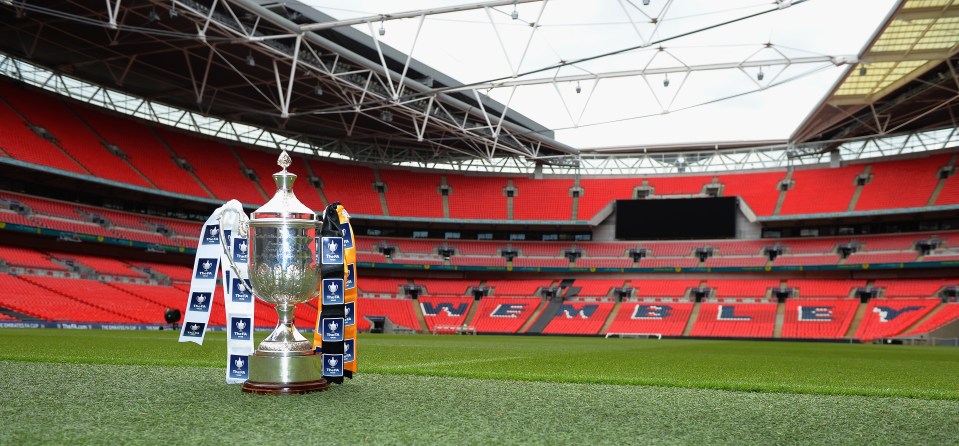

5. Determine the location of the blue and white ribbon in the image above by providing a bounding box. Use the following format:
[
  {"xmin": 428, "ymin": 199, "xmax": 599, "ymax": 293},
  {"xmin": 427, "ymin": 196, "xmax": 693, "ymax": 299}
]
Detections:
[{"xmin": 178, "ymin": 200, "xmax": 255, "ymax": 384}]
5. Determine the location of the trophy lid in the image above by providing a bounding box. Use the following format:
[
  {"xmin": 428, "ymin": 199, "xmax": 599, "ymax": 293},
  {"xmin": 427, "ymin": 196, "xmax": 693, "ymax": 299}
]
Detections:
[{"xmin": 251, "ymin": 151, "xmax": 316, "ymax": 220}]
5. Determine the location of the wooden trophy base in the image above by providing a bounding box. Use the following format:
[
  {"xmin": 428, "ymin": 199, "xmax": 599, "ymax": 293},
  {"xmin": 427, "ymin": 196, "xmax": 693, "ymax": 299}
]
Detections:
[
  {"xmin": 241, "ymin": 352, "xmax": 329, "ymax": 395},
  {"xmin": 242, "ymin": 379, "xmax": 328, "ymax": 395}
]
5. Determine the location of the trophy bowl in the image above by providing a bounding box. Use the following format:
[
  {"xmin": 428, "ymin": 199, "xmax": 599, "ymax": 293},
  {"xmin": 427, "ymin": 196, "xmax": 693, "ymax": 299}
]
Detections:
[{"xmin": 247, "ymin": 218, "xmax": 320, "ymax": 355}]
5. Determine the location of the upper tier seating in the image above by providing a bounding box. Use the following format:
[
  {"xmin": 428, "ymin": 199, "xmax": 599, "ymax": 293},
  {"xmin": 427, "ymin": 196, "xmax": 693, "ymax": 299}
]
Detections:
[
  {"xmin": 606, "ymin": 302, "xmax": 693, "ymax": 336},
  {"xmin": 689, "ymin": 303, "xmax": 777, "ymax": 338},
  {"xmin": 855, "ymin": 154, "xmax": 951, "ymax": 210},
  {"xmin": 781, "ymin": 299, "xmax": 859, "ymax": 339},
  {"xmin": 2, "ymin": 84, "xmax": 153, "ymax": 188},
  {"xmin": 234, "ymin": 147, "xmax": 324, "ymax": 211},
  {"xmin": 540, "ymin": 302, "xmax": 614, "ymax": 335},
  {"xmin": 470, "ymin": 297, "xmax": 540, "ymax": 333},
  {"xmin": 446, "ymin": 175, "xmax": 508, "ymax": 220},
  {"xmin": 156, "ymin": 129, "xmax": 264, "ymax": 205},
  {"xmin": 511, "ymin": 178, "xmax": 573, "ymax": 221},
  {"xmin": 308, "ymin": 159, "xmax": 383, "ymax": 216},
  {"xmin": 379, "ymin": 169, "xmax": 445, "ymax": 218},
  {"xmin": 854, "ymin": 298, "xmax": 939, "ymax": 341},
  {"xmin": 78, "ymin": 107, "xmax": 210, "ymax": 198},
  {"xmin": 0, "ymin": 81, "xmax": 87, "ymax": 174},
  {"xmin": 779, "ymin": 165, "xmax": 863, "ymax": 215},
  {"xmin": 419, "ymin": 296, "xmax": 473, "ymax": 331},
  {"xmin": 4, "ymin": 80, "xmax": 959, "ymax": 220}
]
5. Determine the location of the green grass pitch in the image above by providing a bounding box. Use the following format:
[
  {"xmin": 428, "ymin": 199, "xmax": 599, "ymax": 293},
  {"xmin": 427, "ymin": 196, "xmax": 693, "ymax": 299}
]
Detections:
[{"xmin": 0, "ymin": 329, "xmax": 957, "ymax": 444}]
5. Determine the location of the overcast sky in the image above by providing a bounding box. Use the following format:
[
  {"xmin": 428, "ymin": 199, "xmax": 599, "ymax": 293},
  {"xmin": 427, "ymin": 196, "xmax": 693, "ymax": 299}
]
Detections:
[{"xmin": 302, "ymin": 0, "xmax": 898, "ymax": 149}]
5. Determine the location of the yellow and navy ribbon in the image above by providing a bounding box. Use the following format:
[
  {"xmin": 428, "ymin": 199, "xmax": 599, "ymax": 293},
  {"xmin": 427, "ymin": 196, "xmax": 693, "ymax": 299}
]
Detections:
[{"xmin": 314, "ymin": 202, "xmax": 356, "ymax": 382}]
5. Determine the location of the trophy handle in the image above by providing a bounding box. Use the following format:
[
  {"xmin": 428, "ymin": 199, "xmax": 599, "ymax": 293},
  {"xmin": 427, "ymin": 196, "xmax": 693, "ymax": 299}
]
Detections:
[{"xmin": 217, "ymin": 207, "xmax": 250, "ymax": 285}]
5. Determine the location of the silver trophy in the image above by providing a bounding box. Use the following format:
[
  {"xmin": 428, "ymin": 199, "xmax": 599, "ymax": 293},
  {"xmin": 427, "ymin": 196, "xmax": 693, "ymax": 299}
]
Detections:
[{"xmin": 220, "ymin": 150, "xmax": 327, "ymax": 394}]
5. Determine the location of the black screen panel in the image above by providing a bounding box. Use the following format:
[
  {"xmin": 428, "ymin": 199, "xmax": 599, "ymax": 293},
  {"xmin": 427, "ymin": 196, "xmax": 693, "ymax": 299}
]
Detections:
[{"xmin": 615, "ymin": 197, "xmax": 737, "ymax": 240}]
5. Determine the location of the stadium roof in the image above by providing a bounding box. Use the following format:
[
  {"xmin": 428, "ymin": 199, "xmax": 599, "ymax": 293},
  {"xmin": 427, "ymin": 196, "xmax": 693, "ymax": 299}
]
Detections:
[
  {"xmin": 2, "ymin": 0, "xmax": 958, "ymax": 173},
  {"xmin": 793, "ymin": 0, "xmax": 959, "ymax": 148}
]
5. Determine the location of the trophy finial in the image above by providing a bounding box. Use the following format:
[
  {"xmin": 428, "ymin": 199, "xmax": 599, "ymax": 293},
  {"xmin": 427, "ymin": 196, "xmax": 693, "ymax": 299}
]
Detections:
[{"xmin": 277, "ymin": 150, "xmax": 292, "ymax": 172}]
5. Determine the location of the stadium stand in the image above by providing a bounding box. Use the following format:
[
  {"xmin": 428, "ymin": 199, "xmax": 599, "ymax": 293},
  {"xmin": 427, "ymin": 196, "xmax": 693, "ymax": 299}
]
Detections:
[
  {"xmin": 78, "ymin": 107, "xmax": 210, "ymax": 198},
  {"xmin": 605, "ymin": 302, "xmax": 693, "ymax": 336},
  {"xmin": 379, "ymin": 169, "xmax": 445, "ymax": 218},
  {"xmin": 717, "ymin": 172, "xmax": 783, "ymax": 216},
  {"xmin": 358, "ymin": 297, "xmax": 419, "ymax": 331},
  {"xmin": 307, "ymin": 159, "xmax": 382, "ymax": 216},
  {"xmin": 358, "ymin": 278, "xmax": 407, "ymax": 295},
  {"xmin": 781, "ymin": 299, "xmax": 859, "ymax": 339},
  {"xmin": 689, "ymin": 303, "xmax": 777, "ymax": 338},
  {"xmin": 416, "ymin": 279, "xmax": 477, "ymax": 296},
  {"xmin": 156, "ymin": 129, "xmax": 264, "ymax": 205},
  {"xmin": 511, "ymin": 178, "xmax": 573, "ymax": 221},
  {"xmin": 234, "ymin": 147, "xmax": 324, "ymax": 211},
  {"xmin": 855, "ymin": 154, "xmax": 951, "ymax": 211},
  {"xmin": 706, "ymin": 279, "xmax": 779, "ymax": 298},
  {"xmin": 541, "ymin": 301, "xmax": 614, "ymax": 335},
  {"xmin": 470, "ymin": 297, "xmax": 540, "ymax": 333},
  {"xmin": 0, "ymin": 81, "xmax": 88, "ymax": 174},
  {"xmin": 779, "ymin": 165, "xmax": 863, "ymax": 215},
  {"xmin": 903, "ymin": 304, "xmax": 959, "ymax": 336},
  {"xmin": 0, "ymin": 274, "xmax": 139, "ymax": 323},
  {"xmin": 419, "ymin": 296, "xmax": 473, "ymax": 332},
  {"xmin": 787, "ymin": 279, "xmax": 862, "ymax": 298},
  {"xmin": 572, "ymin": 279, "xmax": 626, "ymax": 297},
  {"xmin": 0, "ymin": 246, "xmax": 67, "ymax": 270},
  {"xmin": 633, "ymin": 279, "xmax": 699, "ymax": 297},
  {"xmin": 445, "ymin": 175, "xmax": 508, "ymax": 220},
  {"xmin": 854, "ymin": 298, "xmax": 940, "ymax": 341}
]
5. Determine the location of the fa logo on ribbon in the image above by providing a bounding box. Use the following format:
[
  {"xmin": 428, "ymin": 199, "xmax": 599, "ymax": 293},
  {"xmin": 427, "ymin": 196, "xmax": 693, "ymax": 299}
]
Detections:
[
  {"xmin": 322, "ymin": 317, "xmax": 344, "ymax": 342},
  {"xmin": 231, "ymin": 278, "xmax": 252, "ymax": 303},
  {"xmin": 321, "ymin": 237, "xmax": 343, "ymax": 264},
  {"xmin": 322, "ymin": 279, "xmax": 345, "ymax": 305},
  {"xmin": 231, "ymin": 317, "xmax": 251, "ymax": 340},
  {"xmin": 202, "ymin": 225, "xmax": 220, "ymax": 245},
  {"xmin": 195, "ymin": 258, "xmax": 218, "ymax": 279},
  {"xmin": 340, "ymin": 222, "xmax": 353, "ymax": 249},
  {"xmin": 229, "ymin": 354, "xmax": 249, "ymax": 379},
  {"xmin": 344, "ymin": 301, "xmax": 355, "ymax": 326},
  {"xmin": 189, "ymin": 292, "xmax": 212, "ymax": 312},
  {"xmin": 183, "ymin": 322, "xmax": 205, "ymax": 337},
  {"xmin": 233, "ymin": 239, "xmax": 249, "ymax": 263},
  {"xmin": 346, "ymin": 263, "xmax": 356, "ymax": 289},
  {"xmin": 322, "ymin": 354, "xmax": 343, "ymax": 377},
  {"xmin": 343, "ymin": 338, "xmax": 355, "ymax": 362}
]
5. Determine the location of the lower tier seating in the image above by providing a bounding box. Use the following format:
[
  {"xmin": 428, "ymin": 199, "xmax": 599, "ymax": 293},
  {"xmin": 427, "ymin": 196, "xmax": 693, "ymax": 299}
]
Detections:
[
  {"xmin": 904, "ymin": 304, "xmax": 959, "ymax": 336},
  {"xmin": 605, "ymin": 302, "xmax": 693, "ymax": 336},
  {"xmin": 854, "ymin": 298, "xmax": 940, "ymax": 341},
  {"xmin": 780, "ymin": 299, "xmax": 859, "ymax": 339},
  {"xmin": 541, "ymin": 302, "xmax": 615, "ymax": 335},
  {"xmin": 689, "ymin": 303, "xmax": 777, "ymax": 338},
  {"xmin": 358, "ymin": 298, "xmax": 420, "ymax": 331},
  {"xmin": 419, "ymin": 296, "xmax": 473, "ymax": 331},
  {"xmin": 470, "ymin": 297, "xmax": 540, "ymax": 333}
]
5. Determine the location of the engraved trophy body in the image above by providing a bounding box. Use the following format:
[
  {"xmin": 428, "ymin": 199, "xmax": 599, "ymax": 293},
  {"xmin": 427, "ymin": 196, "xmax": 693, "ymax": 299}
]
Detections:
[{"xmin": 220, "ymin": 151, "xmax": 327, "ymax": 394}]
